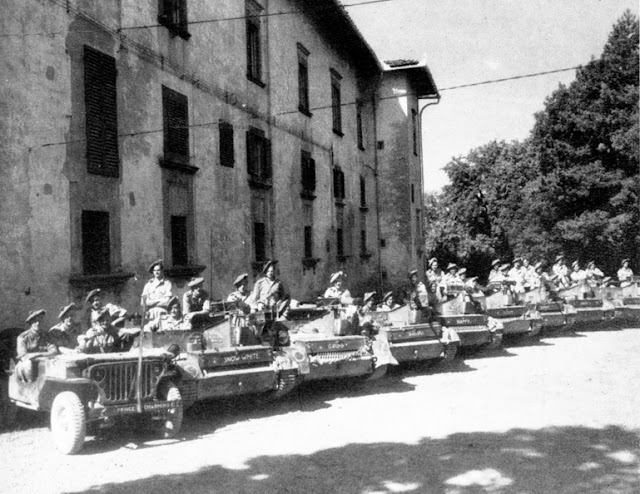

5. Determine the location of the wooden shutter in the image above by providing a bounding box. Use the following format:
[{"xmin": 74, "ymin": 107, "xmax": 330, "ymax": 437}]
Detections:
[
  {"xmin": 263, "ymin": 137, "xmax": 272, "ymax": 180},
  {"xmin": 84, "ymin": 46, "xmax": 119, "ymax": 177},
  {"xmin": 219, "ymin": 121, "xmax": 234, "ymax": 167},
  {"xmin": 162, "ymin": 86, "xmax": 189, "ymax": 158}
]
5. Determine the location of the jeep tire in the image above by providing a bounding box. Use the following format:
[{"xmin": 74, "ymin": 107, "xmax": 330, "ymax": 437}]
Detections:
[{"xmin": 51, "ymin": 391, "xmax": 86, "ymax": 455}]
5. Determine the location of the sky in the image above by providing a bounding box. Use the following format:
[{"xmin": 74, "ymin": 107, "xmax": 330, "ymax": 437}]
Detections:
[{"xmin": 346, "ymin": 0, "xmax": 639, "ymax": 193}]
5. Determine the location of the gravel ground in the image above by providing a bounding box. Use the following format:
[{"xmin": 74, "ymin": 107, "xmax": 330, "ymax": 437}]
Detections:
[{"xmin": 1, "ymin": 327, "xmax": 639, "ymax": 494}]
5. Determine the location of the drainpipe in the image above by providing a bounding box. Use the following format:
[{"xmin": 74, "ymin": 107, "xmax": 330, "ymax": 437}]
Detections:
[
  {"xmin": 418, "ymin": 95, "xmax": 441, "ymax": 268},
  {"xmin": 372, "ymin": 75, "xmax": 384, "ymax": 295}
]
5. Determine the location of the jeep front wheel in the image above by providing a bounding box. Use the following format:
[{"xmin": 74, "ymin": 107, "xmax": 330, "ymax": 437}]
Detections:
[
  {"xmin": 0, "ymin": 378, "xmax": 17, "ymax": 430},
  {"xmin": 158, "ymin": 382, "xmax": 183, "ymax": 439},
  {"xmin": 50, "ymin": 391, "xmax": 86, "ymax": 455}
]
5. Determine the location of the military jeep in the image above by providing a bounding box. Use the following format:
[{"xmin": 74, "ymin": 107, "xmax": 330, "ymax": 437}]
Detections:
[
  {"xmin": 137, "ymin": 308, "xmax": 300, "ymax": 408},
  {"xmin": 434, "ymin": 286, "xmax": 503, "ymax": 350},
  {"xmin": 7, "ymin": 347, "xmax": 182, "ymax": 455},
  {"xmin": 484, "ymin": 283, "xmax": 543, "ymax": 340},
  {"xmin": 276, "ymin": 303, "xmax": 393, "ymax": 382},
  {"xmin": 365, "ymin": 305, "xmax": 460, "ymax": 365}
]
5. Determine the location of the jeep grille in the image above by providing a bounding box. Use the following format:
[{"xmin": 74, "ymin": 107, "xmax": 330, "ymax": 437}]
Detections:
[{"xmin": 89, "ymin": 362, "xmax": 160, "ymax": 405}]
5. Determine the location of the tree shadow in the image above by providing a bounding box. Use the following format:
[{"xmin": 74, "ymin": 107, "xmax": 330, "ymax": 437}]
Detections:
[{"xmin": 68, "ymin": 425, "xmax": 640, "ymax": 494}]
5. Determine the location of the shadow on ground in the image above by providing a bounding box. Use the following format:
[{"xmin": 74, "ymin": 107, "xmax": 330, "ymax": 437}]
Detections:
[{"xmin": 68, "ymin": 425, "xmax": 640, "ymax": 494}]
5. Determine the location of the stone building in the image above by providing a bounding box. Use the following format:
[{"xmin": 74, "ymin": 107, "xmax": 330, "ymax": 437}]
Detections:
[{"xmin": 0, "ymin": 0, "xmax": 438, "ymax": 328}]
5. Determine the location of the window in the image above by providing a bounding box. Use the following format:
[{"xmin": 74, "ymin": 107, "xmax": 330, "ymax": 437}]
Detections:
[
  {"xmin": 82, "ymin": 210, "xmax": 110, "ymax": 275},
  {"xmin": 171, "ymin": 215, "xmax": 188, "ymax": 266},
  {"xmin": 412, "ymin": 108, "xmax": 418, "ymax": 156},
  {"xmin": 298, "ymin": 44, "xmax": 310, "ymax": 115},
  {"xmin": 246, "ymin": 127, "xmax": 272, "ymax": 186},
  {"xmin": 252, "ymin": 194, "xmax": 271, "ymax": 262},
  {"xmin": 360, "ymin": 175, "xmax": 367, "ymax": 208},
  {"xmin": 411, "ymin": 183, "xmax": 415, "ymax": 203},
  {"xmin": 163, "ymin": 171, "xmax": 195, "ymax": 267},
  {"xmin": 246, "ymin": 1, "xmax": 263, "ymax": 85},
  {"xmin": 356, "ymin": 101, "xmax": 364, "ymax": 150},
  {"xmin": 301, "ymin": 150, "xmax": 316, "ymax": 196},
  {"xmin": 84, "ymin": 46, "xmax": 119, "ymax": 178},
  {"xmin": 331, "ymin": 69, "xmax": 342, "ymax": 135},
  {"xmin": 219, "ymin": 120, "xmax": 234, "ymax": 167},
  {"xmin": 360, "ymin": 227, "xmax": 367, "ymax": 255},
  {"xmin": 303, "ymin": 202, "xmax": 313, "ymax": 259},
  {"xmin": 336, "ymin": 209, "xmax": 344, "ymax": 259},
  {"xmin": 158, "ymin": 0, "xmax": 190, "ymax": 39},
  {"xmin": 415, "ymin": 208, "xmax": 422, "ymax": 244},
  {"xmin": 333, "ymin": 167, "xmax": 345, "ymax": 201},
  {"xmin": 162, "ymin": 85, "xmax": 189, "ymax": 165}
]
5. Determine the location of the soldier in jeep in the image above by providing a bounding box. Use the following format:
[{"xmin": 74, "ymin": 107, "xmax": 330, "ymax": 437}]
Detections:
[
  {"xmin": 146, "ymin": 296, "xmax": 192, "ymax": 332},
  {"xmin": 48, "ymin": 303, "xmax": 81, "ymax": 354},
  {"xmin": 15, "ymin": 310, "xmax": 58, "ymax": 382},
  {"xmin": 78, "ymin": 309, "xmax": 117, "ymax": 354}
]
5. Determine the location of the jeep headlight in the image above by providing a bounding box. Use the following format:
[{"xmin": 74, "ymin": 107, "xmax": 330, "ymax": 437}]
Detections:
[{"xmin": 91, "ymin": 367, "xmax": 107, "ymax": 384}]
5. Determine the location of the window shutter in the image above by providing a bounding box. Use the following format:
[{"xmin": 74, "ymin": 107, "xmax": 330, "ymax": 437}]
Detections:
[
  {"xmin": 163, "ymin": 86, "xmax": 189, "ymax": 158},
  {"xmin": 309, "ymin": 158, "xmax": 316, "ymax": 191},
  {"xmin": 246, "ymin": 131, "xmax": 255, "ymax": 176},
  {"xmin": 264, "ymin": 138, "xmax": 272, "ymax": 180},
  {"xmin": 84, "ymin": 46, "xmax": 119, "ymax": 177},
  {"xmin": 219, "ymin": 121, "xmax": 234, "ymax": 167}
]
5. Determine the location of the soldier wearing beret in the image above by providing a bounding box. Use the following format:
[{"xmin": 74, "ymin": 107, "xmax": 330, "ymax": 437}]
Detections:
[
  {"xmin": 145, "ymin": 296, "xmax": 192, "ymax": 332},
  {"xmin": 141, "ymin": 260, "xmax": 174, "ymax": 320},
  {"xmin": 84, "ymin": 288, "xmax": 127, "ymax": 331},
  {"xmin": 15, "ymin": 310, "xmax": 58, "ymax": 382},
  {"xmin": 251, "ymin": 261, "xmax": 286, "ymax": 311},
  {"xmin": 425, "ymin": 257, "xmax": 444, "ymax": 297},
  {"xmin": 78, "ymin": 309, "xmax": 117, "ymax": 354},
  {"xmin": 617, "ymin": 259, "xmax": 634, "ymax": 283},
  {"xmin": 379, "ymin": 291, "xmax": 399, "ymax": 312},
  {"xmin": 49, "ymin": 303, "xmax": 81, "ymax": 353},
  {"xmin": 183, "ymin": 277, "xmax": 211, "ymax": 324},
  {"xmin": 488, "ymin": 259, "xmax": 502, "ymax": 283},
  {"xmin": 323, "ymin": 271, "xmax": 354, "ymax": 305}
]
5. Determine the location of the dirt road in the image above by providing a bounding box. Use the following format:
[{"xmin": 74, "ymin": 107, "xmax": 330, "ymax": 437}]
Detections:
[{"xmin": 1, "ymin": 328, "xmax": 639, "ymax": 494}]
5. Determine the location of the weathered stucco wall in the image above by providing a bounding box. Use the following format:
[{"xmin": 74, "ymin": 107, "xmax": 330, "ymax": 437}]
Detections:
[{"xmin": 0, "ymin": 0, "xmax": 393, "ymax": 329}]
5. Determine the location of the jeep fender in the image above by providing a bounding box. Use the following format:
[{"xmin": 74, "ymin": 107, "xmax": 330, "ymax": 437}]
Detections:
[{"xmin": 39, "ymin": 378, "xmax": 99, "ymax": 412}]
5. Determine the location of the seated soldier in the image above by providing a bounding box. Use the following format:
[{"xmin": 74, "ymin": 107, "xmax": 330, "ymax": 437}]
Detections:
[
  {"xmin": 78, "ymin": 309, "xmax": 117, "ymax": 354},
  {"xmin": 145, "ymin": 296, "xmax": 192, "ymax": 332},
  {"xmin": 379, "ymin": 291, "xmax": 400, "ymax": 312},
  {"xmin": 84, "ymin": 288, "xmax": 127, "ymax": 330},
  {"xmin": 15, "ymin": 310, "xmax": 58, "ymax": 382},
  {"xmin": 617, "ymin": 259, "xmax": 634, "ymax": 284},
  {"xmin": 488, "ymin": 259, "xmax": 502, "ymax": 283},
  {"xmin": 227, "ymin": 273, "xmax": 253, "ymax": 313},
  {"xmin": 323, "ymin": 271, "xmax": 354, "ymax": 305},
  {"xmin": 585, "ymin": 261, "xmax": 604, "ymax": 285},
  {"xmin": 49, "ymin": 303, "xmax": 81, "ymax": 354},
  {"xmin": 183, "ymin": 277, "xmax": 212, "ymax": 325}
]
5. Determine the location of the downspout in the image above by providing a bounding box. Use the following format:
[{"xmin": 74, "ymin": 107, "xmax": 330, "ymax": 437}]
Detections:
[
  {"xmin": 372, "ymin": 74, "xmax": 384, "ymax": 295},
  {"xmin": 418, "ymin": 95, "xmax": 441, "ymax": 267}
]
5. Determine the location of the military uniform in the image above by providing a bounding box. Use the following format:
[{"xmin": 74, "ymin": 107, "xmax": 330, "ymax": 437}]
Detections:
[
  {"xmin": 183, "ymin": 289, "xmax": 211, "ymax": 314},
  {"xmin": 146, "ymin": 313, "xmax": 192, "ymax": 332},
  {"xmin": 251, "ymin": 277, "xmax": 285, "ymax": 309},
  {"xmin": 15, "ymin": 324, "xmax": 57, "ymax": 382},
  {"xmin": 142, "ymin": 277, "xmax": 174, "ymax": 319},
  {"xmin": 85, "ymin": 302, "xmax": 127, "ymax": 330},
  {"xmin": 48, "ymin": 322, "xmax": 80, "ymax": 351},
  {"xmin": 618, "ymin": 266, "xmax": 634, "ymax": 282},
  {"xmin": 323, "ymin": 285, "xmax": 353, "ymax": 304},
  {"xmin": 79, "ymin": 327, "xmax": 116, "ymax": 354}
]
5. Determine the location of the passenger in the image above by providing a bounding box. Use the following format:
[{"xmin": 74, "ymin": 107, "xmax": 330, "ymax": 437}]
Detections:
[
  {"xmin": 457, "ymin": 267, "xmax": 468, "ymax": 284},
  {"xmin": 408, "ymin": 269, "xmax": 429, "ymax": 323},
  {"xmin": 251, "ymin": 261, "xmax": 286, "ymax": 311},
  {"xmin": 488, "ymin": 259, "xmax": 502, "ymax": 283},
  {"xmin": 425, "ymin": 258, "xmax": 444, "ymax": 297},
  {"xmin": 570, "ymin": 261, "xmax": 587, "ymax": 283},
  {"xmin": 15, "ymin": 310, "xmax": 58, "ymax": 382},
  {"xmin": 359, "ymin": 292, "xmax": 377, "ymax": 315},
  {"xmin": 522, "ymin": 258, "xmax": 535, "ymax": 280},
  {"xmin": 552, "ymin": 255, "xmax": 571, "ymax": 288},
  {"xmin": 443, "ymin": 263, "xmax": 463, "ymax": 288},
  {"xmin": 49, "ymin": 303, "xmax": 81, "ymax": 354},
  {"xmin": 508, "ymin": 258, "xmax": 527, "ymax": 294},
  {"xmin": 227, "ymin": 273, "xmax": 253, "ymax": 313},
  {"xmin": 141, "ymin": 260, "xmax": 174, "ymax": 320},
  {"xmin": 379, "ymin": 291, "xmax": 400, "ymax": 312},
  {"xmin": 84, "ymin": 288, "xmax": 127, "ymax": 330},
  {"xmin": 323, "ymin": 271, "xmax": 354, "ymax": 305},
  {"xmin": 527, "ymin": 262, "xmax": 545, "ymax": 289},
  {"xmin": 183, "ymin": 277, "xmax": 211, "ymax": 324},
  {"xmin": 78, "ymin": 309, "xmax": 117, "ymax": 354},
  {"xmin": 617, "ymin": 259, "xmax": 634, "ymax": 283},
  {"xmin": 262, "ymin": 298, "xmax": 291, "ymax": 347},
  {"xmin": 146, "ymin": 296, "xmax": 192, "ymax": 332},
  {"xmin": 585, "ymin": 261, "xmax": 604, "ymax": 284}
]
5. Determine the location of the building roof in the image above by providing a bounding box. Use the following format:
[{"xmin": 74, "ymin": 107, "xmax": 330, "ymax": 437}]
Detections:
[
  {"xmin": 382, "ymin": 58, "xmax": 440, "ymax": 98},
  {"xmin": 311, "ymin": 1, "xmax": 382, "ymax": 75}
]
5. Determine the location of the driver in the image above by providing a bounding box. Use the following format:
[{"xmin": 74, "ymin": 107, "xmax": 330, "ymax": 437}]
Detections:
[{"xmin": 49, "ymin": 303, "xmax": 81, "ymax": 353}]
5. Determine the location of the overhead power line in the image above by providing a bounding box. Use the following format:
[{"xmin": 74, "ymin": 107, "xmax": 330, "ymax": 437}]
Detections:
[
  {"xmin": 0, "ymin": 0, "xmax": 392, "ymax": 37},
  {"xmin": 3, "ymin": 64, "xmax": 583, "ymax": 152},
  {"xmin": 439, "ymin": 66, "xmax": 582, "ymax": 91}
]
